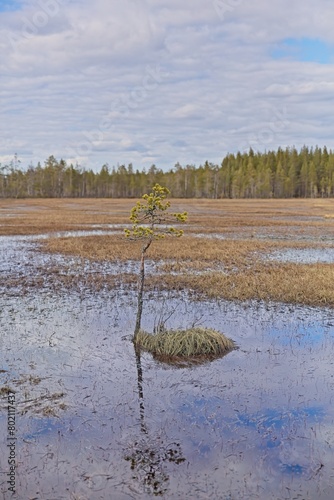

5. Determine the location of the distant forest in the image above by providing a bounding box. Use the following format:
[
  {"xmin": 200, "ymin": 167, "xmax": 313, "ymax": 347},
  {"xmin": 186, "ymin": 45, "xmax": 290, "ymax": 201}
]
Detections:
[{"xmin": 1, "ymin": 146, "xmax": 334, "ymax": 198}]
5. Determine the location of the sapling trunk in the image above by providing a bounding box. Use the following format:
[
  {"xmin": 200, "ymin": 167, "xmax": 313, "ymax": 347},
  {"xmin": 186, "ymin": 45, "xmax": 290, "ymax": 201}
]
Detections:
[{"xmin": 134, "ymin": 240, "xmax": 151, "ymax": 340}]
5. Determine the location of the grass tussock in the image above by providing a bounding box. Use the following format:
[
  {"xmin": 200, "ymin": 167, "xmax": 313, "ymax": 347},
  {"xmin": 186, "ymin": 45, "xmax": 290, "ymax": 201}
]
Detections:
[{"xmin": 135, "ymin": 327, "xmax": 235, "ymax": 362}]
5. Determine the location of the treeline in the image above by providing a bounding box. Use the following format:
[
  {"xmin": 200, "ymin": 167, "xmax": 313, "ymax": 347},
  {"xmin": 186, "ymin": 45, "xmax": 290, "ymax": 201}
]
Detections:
[{"xmin": 1, "ymin": 146, "xmax": 334, "ymax": 198}]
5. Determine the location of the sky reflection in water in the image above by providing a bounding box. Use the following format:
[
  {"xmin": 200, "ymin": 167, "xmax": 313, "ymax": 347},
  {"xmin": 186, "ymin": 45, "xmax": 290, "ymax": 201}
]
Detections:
[{"xmin": 1, "ymin": 240, "xmax": 334, "ymax": 498}]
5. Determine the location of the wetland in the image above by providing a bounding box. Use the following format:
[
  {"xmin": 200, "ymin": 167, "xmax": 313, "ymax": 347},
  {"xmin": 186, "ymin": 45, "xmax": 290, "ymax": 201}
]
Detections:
[{"xmin": 0, "ymin": 198, "xmax": 334, "ymax": 499}]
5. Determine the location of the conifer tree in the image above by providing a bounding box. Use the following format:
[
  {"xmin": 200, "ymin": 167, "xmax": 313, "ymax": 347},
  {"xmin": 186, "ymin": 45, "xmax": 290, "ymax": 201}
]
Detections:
[{"xmin": 124, "ymin": 184, "xmax": 187, "ymax": 340}]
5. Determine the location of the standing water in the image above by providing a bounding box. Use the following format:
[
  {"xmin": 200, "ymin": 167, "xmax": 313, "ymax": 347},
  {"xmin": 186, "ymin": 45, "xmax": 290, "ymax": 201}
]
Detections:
[{"xmin": 0, "ymin": 235, "xmax": 334, "ymax": 499}]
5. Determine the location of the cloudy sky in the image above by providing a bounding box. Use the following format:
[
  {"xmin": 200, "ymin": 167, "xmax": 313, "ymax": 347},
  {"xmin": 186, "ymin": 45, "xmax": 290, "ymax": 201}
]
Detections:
[{"xmin": 1, "ymin": 0, "xmax": 334, "ymax": 171}]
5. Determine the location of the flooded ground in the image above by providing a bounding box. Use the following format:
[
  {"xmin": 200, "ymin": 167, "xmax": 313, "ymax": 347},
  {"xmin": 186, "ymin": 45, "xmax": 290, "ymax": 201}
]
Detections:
[
  {"xmin": 268, "ymin": 247, "xmax": 334, "ymax": 264},
  {"xmin": 1, "ymin": 233, "xmax": 334, "ymax": 499}
]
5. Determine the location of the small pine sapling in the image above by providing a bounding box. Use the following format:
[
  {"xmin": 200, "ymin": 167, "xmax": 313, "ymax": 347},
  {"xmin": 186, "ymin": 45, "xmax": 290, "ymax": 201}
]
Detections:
[{"xmin": 125, "ymin": 184, "xmax": 187, "ymax": 340}]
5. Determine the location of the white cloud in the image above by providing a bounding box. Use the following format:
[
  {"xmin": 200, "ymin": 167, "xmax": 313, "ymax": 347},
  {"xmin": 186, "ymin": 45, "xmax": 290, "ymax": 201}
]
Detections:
[
  {"xmin": 170, "ymin": 103, "xmax": 202, "ymax": 119},
  {"xmin": 1, "ymin": 0, "xmax": 334, "ymax": 171},
  {"xmin": 266, "ymin": 80, "xmax": 334, "ymax": 97}
]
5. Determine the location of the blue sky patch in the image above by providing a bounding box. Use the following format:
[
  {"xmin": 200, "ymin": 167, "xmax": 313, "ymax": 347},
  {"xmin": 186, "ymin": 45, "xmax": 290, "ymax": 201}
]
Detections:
[
  {"xmin": 271, "ymin": 37, "xmax": 333, "ymax": 64},
  {"xmin": 267, "ymin": 323, "xmax": 329, "ymax": 348},
  {"xmin": 0, "ymin": 0, "xmax": 22, "ymax": 12}
]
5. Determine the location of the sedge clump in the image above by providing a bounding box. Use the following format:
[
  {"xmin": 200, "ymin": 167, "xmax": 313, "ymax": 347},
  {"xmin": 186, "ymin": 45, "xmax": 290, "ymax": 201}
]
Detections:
[{"xmin": 135, "ymin": 327, "xmax": 235, "ymax": 362}]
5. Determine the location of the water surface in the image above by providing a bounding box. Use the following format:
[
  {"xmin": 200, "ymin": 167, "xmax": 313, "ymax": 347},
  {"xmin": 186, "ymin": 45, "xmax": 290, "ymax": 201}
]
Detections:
[{"xmin": 1, "ymin": 236, "xmax": 334, "ymax": 499}]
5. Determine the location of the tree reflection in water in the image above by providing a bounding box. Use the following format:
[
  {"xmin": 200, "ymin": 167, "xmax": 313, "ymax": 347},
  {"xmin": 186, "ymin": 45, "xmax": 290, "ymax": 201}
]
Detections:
[{"xmin": 124, "ymin": 346, "xmax": 186, "ymax": 496}]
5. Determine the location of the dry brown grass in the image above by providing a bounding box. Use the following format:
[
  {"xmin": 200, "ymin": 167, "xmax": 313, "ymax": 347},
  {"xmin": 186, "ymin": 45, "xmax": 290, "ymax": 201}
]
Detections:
[
  {"xmin": 0, "ymin": 198, "xmax": 135, "ymax": 235},
  {"xmin": 1, "ymin": 198, "xmax": 334, "ymax": 236},
  {"xmin": 136, "ymin": 327, "xmax": 235, "ymax": 363},
  {"xmin": 2, "ymin": 198, "xmax": 334, "ymax": 306},
  {"xmin": 148, "ymin": 263, "xmax": 334, "ymax": 307},
  {"xmin": 43, "ymin": 233, "xmax": 326, "ymax": 269},
  {"xmin": 43, "ymin": 234, "xmax": 277, "ymax": 264},
  {"xmin": 41, "ymin": 233, "xmax": 334, "ymax": 307}
]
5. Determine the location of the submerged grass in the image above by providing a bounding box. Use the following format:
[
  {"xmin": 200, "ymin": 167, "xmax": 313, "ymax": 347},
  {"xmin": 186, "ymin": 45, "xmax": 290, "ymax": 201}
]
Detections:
[{"xmin": 136, "ymin": 327, "xmax": 235, "ymax": 362}]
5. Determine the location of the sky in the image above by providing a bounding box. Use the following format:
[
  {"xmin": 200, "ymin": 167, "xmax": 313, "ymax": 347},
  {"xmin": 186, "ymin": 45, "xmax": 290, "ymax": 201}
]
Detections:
[{"xmin": 1, "ymin": 0, "xmax": 334, "ymax": 172}]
